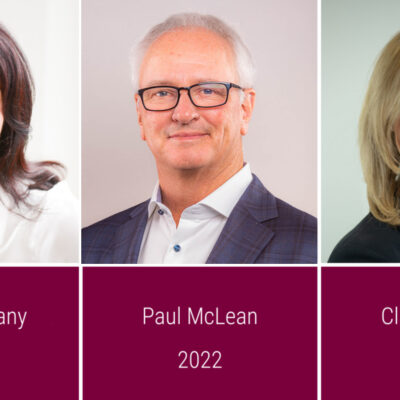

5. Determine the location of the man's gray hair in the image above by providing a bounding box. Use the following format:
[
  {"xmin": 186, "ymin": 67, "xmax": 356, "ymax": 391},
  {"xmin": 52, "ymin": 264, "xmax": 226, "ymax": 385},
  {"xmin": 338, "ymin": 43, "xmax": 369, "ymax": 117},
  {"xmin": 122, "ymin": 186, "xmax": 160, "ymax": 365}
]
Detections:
[{"xmin": 131, "ymin": 13, "xmax": 255, "ymax": 91}]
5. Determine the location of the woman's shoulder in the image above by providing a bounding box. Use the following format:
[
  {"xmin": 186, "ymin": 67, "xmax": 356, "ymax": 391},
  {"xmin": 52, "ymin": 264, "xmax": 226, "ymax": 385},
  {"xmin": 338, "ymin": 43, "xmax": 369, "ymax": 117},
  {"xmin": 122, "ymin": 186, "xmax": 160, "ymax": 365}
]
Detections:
[
  {"xmin": 0, "ymin": 181, "xmax": 79, "ymax": 262},
  {"xmin": 30, "ymin": 181, "xmax": 79, "ymax": 262},
  {"xmin": 1, "ymin": 180, "xmax": 77, "ymax": 218},
  {"xmin": 29, "ymin": 180, "xmax": 78, "ymax": 212},
  {"xmin": 328, "ymin": 213, "xmax": 400, "ymax": 263}
]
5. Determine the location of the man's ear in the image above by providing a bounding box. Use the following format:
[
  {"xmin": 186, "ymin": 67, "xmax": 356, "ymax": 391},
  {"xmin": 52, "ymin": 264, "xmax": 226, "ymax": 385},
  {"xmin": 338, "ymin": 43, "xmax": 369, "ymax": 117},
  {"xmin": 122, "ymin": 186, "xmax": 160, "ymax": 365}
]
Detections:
[
  {"xmin": 135, "ymin": 93, "xmax": 146, "ymax": 141},
  {"xmin": 240, "ymin": 89, "xmax": 256, "ymax": 136}
]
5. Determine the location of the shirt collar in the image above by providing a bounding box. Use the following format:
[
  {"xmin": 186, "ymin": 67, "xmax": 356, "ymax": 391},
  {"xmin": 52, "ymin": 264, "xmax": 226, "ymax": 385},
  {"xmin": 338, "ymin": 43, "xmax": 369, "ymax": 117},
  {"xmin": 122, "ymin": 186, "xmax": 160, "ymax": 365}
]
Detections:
[
  {"xmin": 147, "ymin": 163, "xmax": 253, "ymax": 219},
  {"xmin": 198, "ymin": 163, "xmax": 252, "ymax": 217},
  {"xmin": 147, "ymin": 182, "xmax": 164, "ymax": 217}
]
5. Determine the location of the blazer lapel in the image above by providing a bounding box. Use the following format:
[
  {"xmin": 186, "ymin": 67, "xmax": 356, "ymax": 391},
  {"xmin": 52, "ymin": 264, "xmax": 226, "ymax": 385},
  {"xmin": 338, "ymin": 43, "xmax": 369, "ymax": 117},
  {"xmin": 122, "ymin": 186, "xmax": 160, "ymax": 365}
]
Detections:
[
  {"xmin": 106, "ymin": 201, "xmax": 149, "ymax": 263},
  {"xmin": 207, "ymin": 175, "xmax": 278, "ymax": 264}
]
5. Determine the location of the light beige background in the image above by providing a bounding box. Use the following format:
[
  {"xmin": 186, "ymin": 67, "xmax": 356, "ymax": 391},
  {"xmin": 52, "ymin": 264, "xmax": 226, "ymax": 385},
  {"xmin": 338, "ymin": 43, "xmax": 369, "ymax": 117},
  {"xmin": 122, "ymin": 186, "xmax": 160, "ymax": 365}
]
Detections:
[
  {"xmin": 82, "ymin": 0, "xmax": 317, "ymax": 227},
  {"xmin": 322, "ymin": 0, "xmax": 400, "ymax": 261},
  {"xmin": 1, "ymin": 0, "xmax": 79, "ymax": 197}
]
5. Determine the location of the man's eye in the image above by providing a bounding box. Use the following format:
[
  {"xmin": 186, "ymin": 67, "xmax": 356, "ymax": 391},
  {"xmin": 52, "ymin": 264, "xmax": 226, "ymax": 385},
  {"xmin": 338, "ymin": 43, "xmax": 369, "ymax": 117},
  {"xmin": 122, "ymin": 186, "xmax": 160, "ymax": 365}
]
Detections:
[
  {"xmin": 155, "ymin": 91, "xmax": 170, "ymax": 97},
  {"xmin": 201, "ymin": 88, "xmax": 214, "ymax": 95}
]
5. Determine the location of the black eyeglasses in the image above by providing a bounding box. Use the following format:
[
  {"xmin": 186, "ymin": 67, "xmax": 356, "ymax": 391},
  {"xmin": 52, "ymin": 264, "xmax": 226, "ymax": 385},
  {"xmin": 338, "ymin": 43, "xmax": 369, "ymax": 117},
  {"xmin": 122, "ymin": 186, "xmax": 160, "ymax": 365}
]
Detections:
[{"xmin": 137, "ymin": 81, "xmax": 243, "ymax": 111}]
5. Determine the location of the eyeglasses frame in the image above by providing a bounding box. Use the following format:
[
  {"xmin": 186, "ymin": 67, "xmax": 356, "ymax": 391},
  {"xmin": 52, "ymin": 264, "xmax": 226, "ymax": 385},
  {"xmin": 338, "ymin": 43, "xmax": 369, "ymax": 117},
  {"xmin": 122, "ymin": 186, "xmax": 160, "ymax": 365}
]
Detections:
[{"xmin": 137, "ymin": 81, "xmax": 243, "ymax": 111}]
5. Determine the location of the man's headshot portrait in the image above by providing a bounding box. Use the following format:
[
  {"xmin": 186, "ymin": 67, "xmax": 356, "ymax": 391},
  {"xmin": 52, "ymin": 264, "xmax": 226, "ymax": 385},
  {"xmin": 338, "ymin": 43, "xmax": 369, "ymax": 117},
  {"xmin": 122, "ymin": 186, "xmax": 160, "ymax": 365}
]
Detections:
[{"xmin": 82, "ymin": 1, "xmax": 317, "ymax": 264}]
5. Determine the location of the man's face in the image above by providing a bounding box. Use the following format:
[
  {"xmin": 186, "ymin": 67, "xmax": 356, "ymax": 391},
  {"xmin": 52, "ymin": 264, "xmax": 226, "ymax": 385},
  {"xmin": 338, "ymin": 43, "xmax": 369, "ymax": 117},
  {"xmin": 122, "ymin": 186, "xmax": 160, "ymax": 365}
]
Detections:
[{"xmin": 135, "ymin": 28, "xmax": 255, "ymax": 175}]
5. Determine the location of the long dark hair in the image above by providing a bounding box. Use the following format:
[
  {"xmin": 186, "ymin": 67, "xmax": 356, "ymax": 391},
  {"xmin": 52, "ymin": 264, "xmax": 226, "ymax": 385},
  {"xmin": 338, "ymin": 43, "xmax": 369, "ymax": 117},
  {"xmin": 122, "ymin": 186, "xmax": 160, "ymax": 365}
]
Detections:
[{"xmin": 0, "ymin": 24, "xmax": 64, "ymax": 208}]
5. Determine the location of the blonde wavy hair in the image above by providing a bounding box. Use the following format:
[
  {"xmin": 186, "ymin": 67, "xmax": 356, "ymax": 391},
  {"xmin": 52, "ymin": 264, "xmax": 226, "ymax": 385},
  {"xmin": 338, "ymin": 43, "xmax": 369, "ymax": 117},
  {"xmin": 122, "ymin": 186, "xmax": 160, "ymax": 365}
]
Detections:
[{"xmin": 359, "ymin": 32, "xmax": 400, "ymax": 226}]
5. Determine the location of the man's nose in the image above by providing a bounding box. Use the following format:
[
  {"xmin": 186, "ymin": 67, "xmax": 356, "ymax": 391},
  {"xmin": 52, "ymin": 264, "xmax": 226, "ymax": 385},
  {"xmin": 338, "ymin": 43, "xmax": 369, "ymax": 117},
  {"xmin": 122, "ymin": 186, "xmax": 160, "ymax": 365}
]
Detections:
[{"xmin": 171, "ymin": 90, "xmax": 199, "ymax": 123}]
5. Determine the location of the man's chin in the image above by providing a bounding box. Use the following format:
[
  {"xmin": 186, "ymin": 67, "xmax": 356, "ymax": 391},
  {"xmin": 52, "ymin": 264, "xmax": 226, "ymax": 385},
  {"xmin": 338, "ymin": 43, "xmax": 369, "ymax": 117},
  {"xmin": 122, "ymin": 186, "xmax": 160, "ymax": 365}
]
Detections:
[
  {"xmin": 166, "ymin": 155, "xmax": 213, "ymax": 172},
  {"xmin": 172, "ymin": 161, "xmax": 209, "ymax": 171},
  {"xmin": 162, "ymin": 147, "xmax": 213, "ymax": 170}
]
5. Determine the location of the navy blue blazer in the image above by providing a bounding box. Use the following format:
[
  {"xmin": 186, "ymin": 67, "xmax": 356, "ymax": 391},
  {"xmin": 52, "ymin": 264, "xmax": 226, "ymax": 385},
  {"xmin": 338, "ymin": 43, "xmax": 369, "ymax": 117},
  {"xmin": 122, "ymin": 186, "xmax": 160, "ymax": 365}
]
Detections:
[{"xmin": 82, "ymin": 175, "xmax": 317, "ymax": 264}]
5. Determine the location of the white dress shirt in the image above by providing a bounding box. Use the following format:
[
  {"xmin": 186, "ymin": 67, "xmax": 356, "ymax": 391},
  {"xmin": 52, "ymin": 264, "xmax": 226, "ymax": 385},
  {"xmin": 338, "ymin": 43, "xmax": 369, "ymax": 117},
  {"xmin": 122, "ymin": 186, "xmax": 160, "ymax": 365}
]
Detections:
[
  {"xmin": 0, "ymin": 181, "xmax": 79, "ymax": 263},
  {"xmin": 138, "ymin": 164, "xmax": 253, "ymax": 264}
]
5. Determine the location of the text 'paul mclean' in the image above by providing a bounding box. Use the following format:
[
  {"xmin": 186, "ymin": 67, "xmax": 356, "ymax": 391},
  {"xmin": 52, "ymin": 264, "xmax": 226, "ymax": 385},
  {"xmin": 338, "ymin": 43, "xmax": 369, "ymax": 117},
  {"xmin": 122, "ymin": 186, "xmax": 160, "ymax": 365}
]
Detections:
[{"xmin": 143, "ymin": 306, "xmax": 258, "ymax": 326}]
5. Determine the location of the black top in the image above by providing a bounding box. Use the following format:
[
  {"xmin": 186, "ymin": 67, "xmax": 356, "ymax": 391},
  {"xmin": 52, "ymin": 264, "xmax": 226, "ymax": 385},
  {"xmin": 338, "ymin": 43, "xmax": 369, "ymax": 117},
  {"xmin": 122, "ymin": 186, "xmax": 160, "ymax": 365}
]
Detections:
[{"xmin": 328, "ymin": 213, "xmax": 400, "ymax": 263}]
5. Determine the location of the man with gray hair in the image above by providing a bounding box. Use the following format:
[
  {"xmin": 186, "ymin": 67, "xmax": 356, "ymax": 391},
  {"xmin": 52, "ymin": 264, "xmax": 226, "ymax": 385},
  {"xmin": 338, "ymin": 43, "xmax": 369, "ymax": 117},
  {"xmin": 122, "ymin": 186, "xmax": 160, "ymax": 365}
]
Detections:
[{"xmin": 82, "ymin": 13, "xmax": 317, "ymax": 264}]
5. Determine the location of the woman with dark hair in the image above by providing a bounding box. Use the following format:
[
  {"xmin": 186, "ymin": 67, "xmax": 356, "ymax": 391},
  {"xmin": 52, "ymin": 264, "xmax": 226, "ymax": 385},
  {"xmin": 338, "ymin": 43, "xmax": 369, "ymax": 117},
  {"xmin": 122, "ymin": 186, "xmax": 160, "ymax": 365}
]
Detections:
[{"xmin": 0, "ymin": 24, "xmax": 78, "ymax": 262}]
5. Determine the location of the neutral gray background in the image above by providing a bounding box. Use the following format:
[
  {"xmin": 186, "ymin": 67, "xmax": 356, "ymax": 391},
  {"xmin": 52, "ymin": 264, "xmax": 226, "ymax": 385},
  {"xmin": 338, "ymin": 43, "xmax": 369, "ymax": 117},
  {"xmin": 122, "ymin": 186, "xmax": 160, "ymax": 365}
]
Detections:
[
  {"xmin": 322, "ymin": 0, "xmax": 400, "ymax": 261},
  {"xmin": 82, "ymin": 0, "xmax": 317, "ymax": 227}
]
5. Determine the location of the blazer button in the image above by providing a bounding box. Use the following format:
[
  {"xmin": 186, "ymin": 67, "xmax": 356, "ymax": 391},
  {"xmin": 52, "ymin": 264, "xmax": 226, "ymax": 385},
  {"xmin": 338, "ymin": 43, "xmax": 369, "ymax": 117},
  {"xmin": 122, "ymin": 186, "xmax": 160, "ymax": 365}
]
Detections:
[{"xmin": 173, "ymin": 244, "xmax": 181, "ymax": 252}]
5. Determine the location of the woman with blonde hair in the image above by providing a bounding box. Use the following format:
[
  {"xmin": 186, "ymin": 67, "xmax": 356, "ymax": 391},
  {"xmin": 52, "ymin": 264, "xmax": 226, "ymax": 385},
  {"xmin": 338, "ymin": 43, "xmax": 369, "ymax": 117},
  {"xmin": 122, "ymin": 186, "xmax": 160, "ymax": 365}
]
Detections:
[{"xmin": 329, "ymin": 32, "xmax": 400, "ymax": 262}]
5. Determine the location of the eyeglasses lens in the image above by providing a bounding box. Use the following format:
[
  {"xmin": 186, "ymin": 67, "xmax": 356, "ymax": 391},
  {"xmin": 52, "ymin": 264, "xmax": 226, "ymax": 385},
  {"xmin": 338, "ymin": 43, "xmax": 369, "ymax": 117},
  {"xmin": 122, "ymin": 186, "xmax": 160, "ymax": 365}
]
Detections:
[{"xmin": 142, "ymin": 83, "xmax": 228, "ymax": 110}]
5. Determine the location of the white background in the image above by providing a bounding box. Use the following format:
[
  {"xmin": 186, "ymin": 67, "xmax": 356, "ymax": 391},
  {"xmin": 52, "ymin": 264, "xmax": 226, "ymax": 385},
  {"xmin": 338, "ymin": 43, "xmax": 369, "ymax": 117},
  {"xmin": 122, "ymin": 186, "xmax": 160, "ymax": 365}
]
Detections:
[{"xmin": 1, "ymin": 0, "xmax": 79, "ymax": 198}]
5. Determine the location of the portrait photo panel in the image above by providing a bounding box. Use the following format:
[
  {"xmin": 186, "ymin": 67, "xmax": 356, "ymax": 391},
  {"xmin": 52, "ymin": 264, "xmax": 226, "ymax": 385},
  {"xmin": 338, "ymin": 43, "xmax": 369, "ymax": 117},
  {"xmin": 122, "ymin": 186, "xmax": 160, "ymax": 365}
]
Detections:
[
  {"xmin": 82, "ymin": 0, "xmax": 317, "ymax": 229},
  {"xmin": 322, "ymin": 0, "xmax": 400, "ymax": 262},
  {"xmin": 1, "ymin": 0, "xmax": 79, "ymax": 263}
]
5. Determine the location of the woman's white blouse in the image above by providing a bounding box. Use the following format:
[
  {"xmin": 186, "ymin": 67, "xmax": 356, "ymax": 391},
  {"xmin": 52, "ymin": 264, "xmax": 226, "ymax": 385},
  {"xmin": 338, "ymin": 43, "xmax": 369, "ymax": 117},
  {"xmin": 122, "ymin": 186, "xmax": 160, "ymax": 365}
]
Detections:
[{"xmin": 0, "ymin": 181, "xmax": 79, "ymax": 263}]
